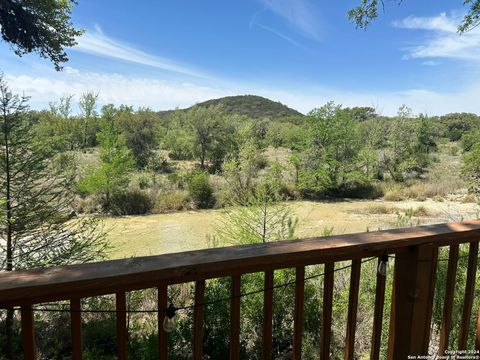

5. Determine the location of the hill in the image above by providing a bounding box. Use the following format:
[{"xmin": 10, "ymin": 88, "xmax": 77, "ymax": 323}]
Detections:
[
  {"xmin": 158, "ymin": 95, "xmax": 304, "ymax": 120},
  {"xmin": 195, "ymin": 95, "xmax": 303, "ymax": 119}
]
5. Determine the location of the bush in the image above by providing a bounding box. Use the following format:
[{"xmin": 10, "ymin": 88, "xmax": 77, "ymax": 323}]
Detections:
[
  {"xmin": 188, "ymin": 172, "xmax": 215, "ymax": 209},
  {"xmin": 153, "ymin": 190, "xmax": 192, "ymax": 213},
  {"xmin": 109, "ymin": 190, "xmax": 153, "ymax": 215},
  {"xmin": 137, "ymin": 174, "xmax": 151, "ymax": 189}
]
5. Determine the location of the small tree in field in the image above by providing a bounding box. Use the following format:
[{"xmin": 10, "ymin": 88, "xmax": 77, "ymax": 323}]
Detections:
[
  {"xmin": 0, "ymin": 76, "xmax": 108, "ymax": 358},
  {"xmin": 78, "ymin": 105, "xmax": 135, "ymax": 211},
  {"xmin": 213, "ymin": 182, "xmax": 298, "ymax": 245}
]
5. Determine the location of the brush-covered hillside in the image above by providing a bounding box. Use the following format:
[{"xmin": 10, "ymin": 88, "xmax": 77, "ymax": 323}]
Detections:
[{"xmin": 159, "ymin": 95, "xmax": 304, "ymax": 120}]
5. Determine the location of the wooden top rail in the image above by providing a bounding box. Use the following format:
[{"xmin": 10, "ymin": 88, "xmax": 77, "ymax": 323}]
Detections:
[{"xmin": 1, "ymin": 220, "xmax": 480, "ymax": 307}]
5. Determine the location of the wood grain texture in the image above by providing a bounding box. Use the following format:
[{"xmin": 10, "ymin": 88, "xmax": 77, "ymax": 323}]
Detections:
[
  {"xmin": 387, "ymin": 245, "xmax": 438, "ymax": 359},
  {"xmin": 344, "ymin": 259, "xmax": 361, "ymax": 360},
  {"xmin": 320, "ymin": 263, "xmax": 334, "ymax": 360},
  {"xmin": 458, "ymin": 241, "xmax": 478, "ymax": 350},
  {"xmin": 1, "ymin": 221, "xmax": 480, "ymax": 307}
]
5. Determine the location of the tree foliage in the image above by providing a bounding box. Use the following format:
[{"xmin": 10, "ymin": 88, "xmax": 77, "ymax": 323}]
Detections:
[
  {"xmin": 349, "ymin": 0, "xmax": 480, "ymax": 33},
  {"xmin": 0, "ymin": 0, "xmax": 83, "ymax": 70},
  {"xmin": 77, "ymin": 105, "xmax": 135, "ymax": 211}
]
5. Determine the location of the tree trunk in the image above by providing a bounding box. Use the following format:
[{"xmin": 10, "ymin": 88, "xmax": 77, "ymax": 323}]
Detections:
[{"xmin": 3, "ymin": 102, "xmax": 14, "ymax": 359}]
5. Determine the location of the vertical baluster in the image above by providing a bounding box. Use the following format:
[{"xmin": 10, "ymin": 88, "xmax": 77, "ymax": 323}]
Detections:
[
  {"xmin": 387, "ymin": 245, "xmax": 438, "ymax": 358},
  {"xmin": 70, "ymin": 298, "xmax": 82, "ymax": 360},
  {"xmin": 344, "ymin": 259, "xmax": 361, "ymax": 360},
  {"xmin": 438, "ymin": 245, "xmax": 459, "ymax": 355},
  {"xmin": 476, "ymin": 310, "xmax": 480, "ymax": 350},
  {"xmin": 158, "ymin": 284, "xmax": 168, "ymax": 360},
  {"xmin": 193, "ymin": 280, "xmax": 205, "ymax": 360},
  {"xmin": 116, "ymin": 292, "xmax": 127, "ymax": 360},
  {"xmin": 262, "ymin": 270, "xmax": 274, "ymax": 360},
  {"xmin": 293, "ymin": 266, "xmax": 305, "ymax": 360},
  {"xmin": 320, "ymin": 263, "xmax": 334, "ymax": 360},
  {"xmin": 21, "ymin": 306, "xmax": 36, "ymax": 360},
  {"xmin": 230, "ymin": 275, "xmax": 241, "ymax": 360},
  {"xmin": 370, "ymin": 258, "xmax": 386, "ymax": 360},
  {"xmin": 459, "ymin": 241, "xmax": 479, "ymax": 349}
]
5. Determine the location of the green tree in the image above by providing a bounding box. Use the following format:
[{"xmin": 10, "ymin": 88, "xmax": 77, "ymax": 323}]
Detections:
[
  {"xmin": 462, "ymin": 142, "xmax": 480, "ymax": 193},
  {"xmin": 381, "ymin": 105, "xmax": 416, "ymax": 181},
  {"xmin": 222, "ymin": 138, "xmax": 262, "ymax": 204},
  {"xmin": 348, "ymin": 0, "xmax": 480, "ymax": 32},
  {"xmin": 300, "ymin": 102, "xmax": 364, "ymax": 194},
  {"xmin": 116, "ymin": 107, "xmax": 158, "ymax": 168},
  {"xmin": 0, "ymin": 0, "xmax": 83, "ymax": 70},
  {"xmin": 188, "ymin": 105, "xmax": 230, "ymax": 169},
  {"xmin": 79, "ymin": 92, "xmax": 99, "ymax": 149},
  {"xmin": 213, "ymin": 182, "xmax": 298, "ymax": 245},
  {"xmin": 0, "ymin": 75, "xmax": 107, "ymax": 359},
  {"xmin": 78, "ymin": 105, "xmax": 135, "ymax": 210},
  {"xmin": 188, "ymin": 171, "xmax": 215, "ymax": 209}
]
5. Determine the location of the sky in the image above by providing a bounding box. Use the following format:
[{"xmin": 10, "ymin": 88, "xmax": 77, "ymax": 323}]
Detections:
[{"xmin": 1, "ymin": 0, "xmax": 479, "ymax": 115}]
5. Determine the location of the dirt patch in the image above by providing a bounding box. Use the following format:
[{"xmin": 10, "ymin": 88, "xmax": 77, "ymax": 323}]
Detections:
[{"xmin": 103, "ymin": 199, "xmax": 479, "ymax": 259}]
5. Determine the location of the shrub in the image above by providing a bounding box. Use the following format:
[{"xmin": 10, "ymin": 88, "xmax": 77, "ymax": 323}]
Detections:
[
  {"xmin": 109, "ymin": 190, "xmax": 153, "ymax": 215},
  {"xmin": 188, "ymin": 172, "xmax": 215, "ymax": 209},
  {"xmin": 153, "ymin": 190, "xmax": 192, "ymax": 213},
  {"xmin": 137, "ymin": 174, "xmax": 151, "ymax": 189}
]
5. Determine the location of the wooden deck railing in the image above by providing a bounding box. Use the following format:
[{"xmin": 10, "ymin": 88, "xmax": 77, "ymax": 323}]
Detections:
[{"xmin": 1, "ymin": 220, "xmax": 480, "ymax": 359}]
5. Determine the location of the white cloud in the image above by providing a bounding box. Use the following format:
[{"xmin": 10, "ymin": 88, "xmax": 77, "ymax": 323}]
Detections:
[
  {"xmin": 393, "ymin": 13, "xmax": 480, "ymax": 61},
  {"xmin": 5, "ymin": 66, "xmax": 480, "ymax": 116},
  {"xmin": 4, "ymin": 69, "xmax": 227, "ymax": 110},
  {"xmin": 256, "ymin": 24, "xmax": 305, "ymax": 48},
  {"xmin": 393, "ymin": 13, "xmax": 457, "ymax": 33},
  {"xmin": 259, "ymin": 0, "xmax": 322, "ymax": 41},
  {"xmin": 74, "ymin": 25, "xmax": 209, "ymax": 78}
]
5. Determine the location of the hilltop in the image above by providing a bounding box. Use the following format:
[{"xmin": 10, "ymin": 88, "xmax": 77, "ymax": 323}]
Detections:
[{"xmin": 159, "ymin": 95, "xmax": 304, "ymax": 120}]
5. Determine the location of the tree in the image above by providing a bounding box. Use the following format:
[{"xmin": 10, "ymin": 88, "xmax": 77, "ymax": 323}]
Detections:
[
  {"xmin": 348, "ymin": 0, "xmax": 480, "ymax": 33},
  {"xmin": 188, "ymin": 105, "xmax": 230, "ymax": 169},
  {"xmin": 116, "ymin": 107, "xmax": 158, "ymax": 168},
  {"xmin": 212, "ymin": 182, "xmax": 298, "ymax": 245},
  {"xmin": 78, "ymin": 105, "xmax": 135, "ymax": 211},
  {"xmin": 79, "ymin": 92, "xmax": 99, "ymax": 149},
  {"xmin": 0, "ymin": 75, "xmax": 107, "ymax": 358},
  {"xmin": 302, "ymin": 102, "xmax": 362, "ymax": 192},
  {"xmin": 0, "ymin": 0, "xmax": 83, "ymax": 70}
]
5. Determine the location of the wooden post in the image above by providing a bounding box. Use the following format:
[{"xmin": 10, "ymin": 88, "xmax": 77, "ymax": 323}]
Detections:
[
  {"xmin": 21, "ymin": 306, "xmax": 36, "ymax": 360},
  {"xmin": 262, "ymin": 270, "xmax": 274, "ymax": 360},
  {"xmin": 116, "ymin": 292, "xmax": 128, "ymax": 360},
  {"xmin": 193, "ymin": 280, "xmax": 205, "ymax": 360},
  {"xmin": 344, "ymin": 259, "xmax": 361, "ymax": 360},
  {"xmin": 70, "ymin": 298, "xmax": 82, "ymax": 360},
  {"xmin": 476, "ymin": 310, "xmax": 480, "ymax": 350},
  {"xmin": 370, "ymin": 259, "xmax": 386, "ymax": 360},
  {"xmin": 458, "ymin": 241, "xmax": 478, "ymax": 350},
  {"xmin": 229, "ymin": 275, "xmax": 241, "ymax": 360},
  {"xmin": 158, "ymin": 284, "xmax": 168, "ymax": 360},
  {"xmin": 320, "ymin": 263, "xmax": 334, "ymax": 360},
  {"xmin": 293, "ymin": 266, "xmax": 305, "ymax": 360},
  {"xmin": 387, "ymin": 245, "xmax": 438, "ymax": 359}
]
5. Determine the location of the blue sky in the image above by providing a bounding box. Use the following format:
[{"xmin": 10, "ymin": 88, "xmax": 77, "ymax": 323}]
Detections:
[{"xmin": 1, "ymin": 0, "xmax": 479, "ymax": 115}]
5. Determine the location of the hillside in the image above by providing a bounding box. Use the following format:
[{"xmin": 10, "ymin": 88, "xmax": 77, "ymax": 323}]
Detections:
[
  {"xmin": 158, "ymin": 95, "xmax": 304, "ymax": 120},
  {"xmin": 195, "ymin": 95, "xmax": 303, "ymax": 119}
]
